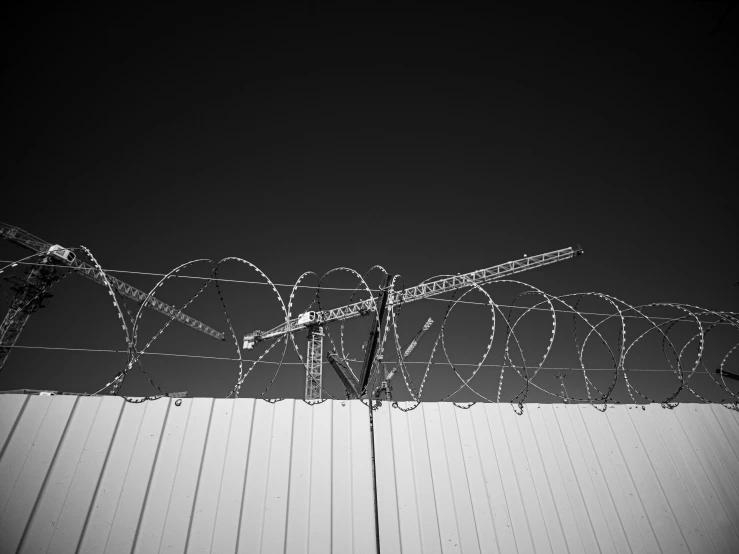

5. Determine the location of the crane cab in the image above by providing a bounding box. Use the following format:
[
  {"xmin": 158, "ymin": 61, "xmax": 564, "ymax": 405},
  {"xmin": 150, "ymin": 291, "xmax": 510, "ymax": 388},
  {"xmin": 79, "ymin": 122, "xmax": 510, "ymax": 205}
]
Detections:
[
  {"xmin": 47, "ymin": 244, "xmax": 76, "ymax": 264},
  {"xmin": 297, "ymin": 311, "xmax": 319, "ymax": 326},
  {"xmin": 243, "ymin": 331, "xmax": 261, "ymax": 350}
]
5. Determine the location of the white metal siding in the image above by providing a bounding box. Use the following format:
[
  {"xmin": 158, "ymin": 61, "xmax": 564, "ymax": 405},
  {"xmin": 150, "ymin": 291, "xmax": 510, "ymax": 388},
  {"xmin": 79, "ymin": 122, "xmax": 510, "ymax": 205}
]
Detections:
[{"xmin": 0, "ymin": 395, "xmax": 737, "ymax": 553}]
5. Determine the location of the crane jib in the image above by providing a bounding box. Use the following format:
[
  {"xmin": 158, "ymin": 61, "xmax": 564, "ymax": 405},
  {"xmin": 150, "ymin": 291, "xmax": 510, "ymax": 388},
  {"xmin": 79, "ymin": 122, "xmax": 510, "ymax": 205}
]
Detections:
[
  {"xmin": 246, "ymin": 245, "xmax": 581, "ymax": 345},
  {"xmin": 1, "ymin": 222, "xmax": 225, "ymax": 342}
]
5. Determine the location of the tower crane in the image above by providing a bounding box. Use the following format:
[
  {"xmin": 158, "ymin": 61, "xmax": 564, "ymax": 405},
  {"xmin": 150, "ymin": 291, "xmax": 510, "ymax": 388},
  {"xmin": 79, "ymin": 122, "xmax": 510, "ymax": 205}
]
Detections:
[
  {"xmin": 0, "ymin": 223, "xmax": 225, "ymax": 373},
  {"xmin": 244, "ymin": 245, "xmax": 583, "ymax": 401}
]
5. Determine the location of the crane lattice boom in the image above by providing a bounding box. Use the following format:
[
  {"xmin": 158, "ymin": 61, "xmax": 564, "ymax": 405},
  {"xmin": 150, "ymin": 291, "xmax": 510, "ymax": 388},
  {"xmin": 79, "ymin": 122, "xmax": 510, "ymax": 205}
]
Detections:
[
  {"xmin": 244, "ymin": 245, "xmax": 582, "ymax": 348},
  {"xmin": 1, "ymin": 223, "xmax": 224, "ymax": 341},
  {"xmin": 385, "ymin": 316, "xmax": 434, "ymax": 383}
]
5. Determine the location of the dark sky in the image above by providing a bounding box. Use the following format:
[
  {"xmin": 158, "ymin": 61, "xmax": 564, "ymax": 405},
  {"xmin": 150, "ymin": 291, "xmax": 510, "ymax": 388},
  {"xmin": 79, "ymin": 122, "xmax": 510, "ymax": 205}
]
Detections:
[{"xmin": 2, "ymin": 5, "xmax": 737, "ymax": 404}]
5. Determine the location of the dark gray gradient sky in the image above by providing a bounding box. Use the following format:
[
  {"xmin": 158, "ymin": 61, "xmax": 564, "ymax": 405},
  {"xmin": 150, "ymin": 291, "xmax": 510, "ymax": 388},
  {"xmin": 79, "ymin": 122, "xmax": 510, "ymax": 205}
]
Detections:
[{"xmin": 2, "ymin": 6, "xmax": 737, "ymax": 403}]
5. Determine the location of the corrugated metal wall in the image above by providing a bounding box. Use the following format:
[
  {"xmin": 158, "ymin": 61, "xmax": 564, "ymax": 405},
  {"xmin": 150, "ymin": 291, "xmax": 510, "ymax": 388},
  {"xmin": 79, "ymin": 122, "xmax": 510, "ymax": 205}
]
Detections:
[{"xmin": 1, "ymin": 395, "xmax": 737, "ymax": 553}]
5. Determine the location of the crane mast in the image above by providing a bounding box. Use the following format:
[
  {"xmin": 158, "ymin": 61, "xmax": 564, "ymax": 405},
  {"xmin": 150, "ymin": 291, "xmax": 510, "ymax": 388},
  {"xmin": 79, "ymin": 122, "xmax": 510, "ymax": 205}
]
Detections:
[
  {"xmin": 245, "ymin": 245, "xmax": 583, "ymax": 400},
  {"xmin": 1, "ymin": 223, "xmax": 224, "ymax": 373},
  {"xmin": 0, "ymin": 260, "xmax": 65, "ymax": 373}
]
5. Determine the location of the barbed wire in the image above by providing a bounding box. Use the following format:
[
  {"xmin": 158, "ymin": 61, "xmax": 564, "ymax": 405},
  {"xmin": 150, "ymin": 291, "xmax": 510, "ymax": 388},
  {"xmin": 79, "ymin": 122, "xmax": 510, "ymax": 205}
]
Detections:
[
  {"xmin": 3, "ymin": 258, "xmax": 735, "ymax": 323},
  {"xmin": 1, "ymin": 248, "xmax": 737, "ymax": 412}
]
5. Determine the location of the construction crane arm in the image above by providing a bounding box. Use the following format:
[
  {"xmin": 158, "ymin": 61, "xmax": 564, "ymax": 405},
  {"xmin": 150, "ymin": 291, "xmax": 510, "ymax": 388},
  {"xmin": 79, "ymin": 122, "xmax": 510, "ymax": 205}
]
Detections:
[
  {"xmin": 244, "ymin": 245, "xmax": 583, "ymax": 348},
  {"xmin": 71, "ymin": 262, "xmax": 225, "ymax": 340},
  {"xmin": 327, "ymin": 351, "xmax": 362, "ymax": 398},
  {"xmin": 371, "ymin": 317, "xmax": 434, "ymax": 399},
  {"xmin": 0, "ymin": 225, "xmax": 50, "ymax": 254},
  {"xmin": 1, "ymin": 223, "xmax": 225, "ymax": 341},
  {"xmin": 384, "ymin": 317, "xmax": 434, "ymax": 382}
]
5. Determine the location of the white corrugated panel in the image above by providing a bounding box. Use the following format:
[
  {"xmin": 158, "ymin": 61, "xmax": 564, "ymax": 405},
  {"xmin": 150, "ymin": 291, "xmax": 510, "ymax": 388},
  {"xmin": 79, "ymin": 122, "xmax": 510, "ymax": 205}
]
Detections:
[
  {"xmin": 0, "ymin": 395, "xmax": 737, "ymax": 553},
  {"xmin": 374, "ymin": 403, "xmax": 739, "ymax": 554}
]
